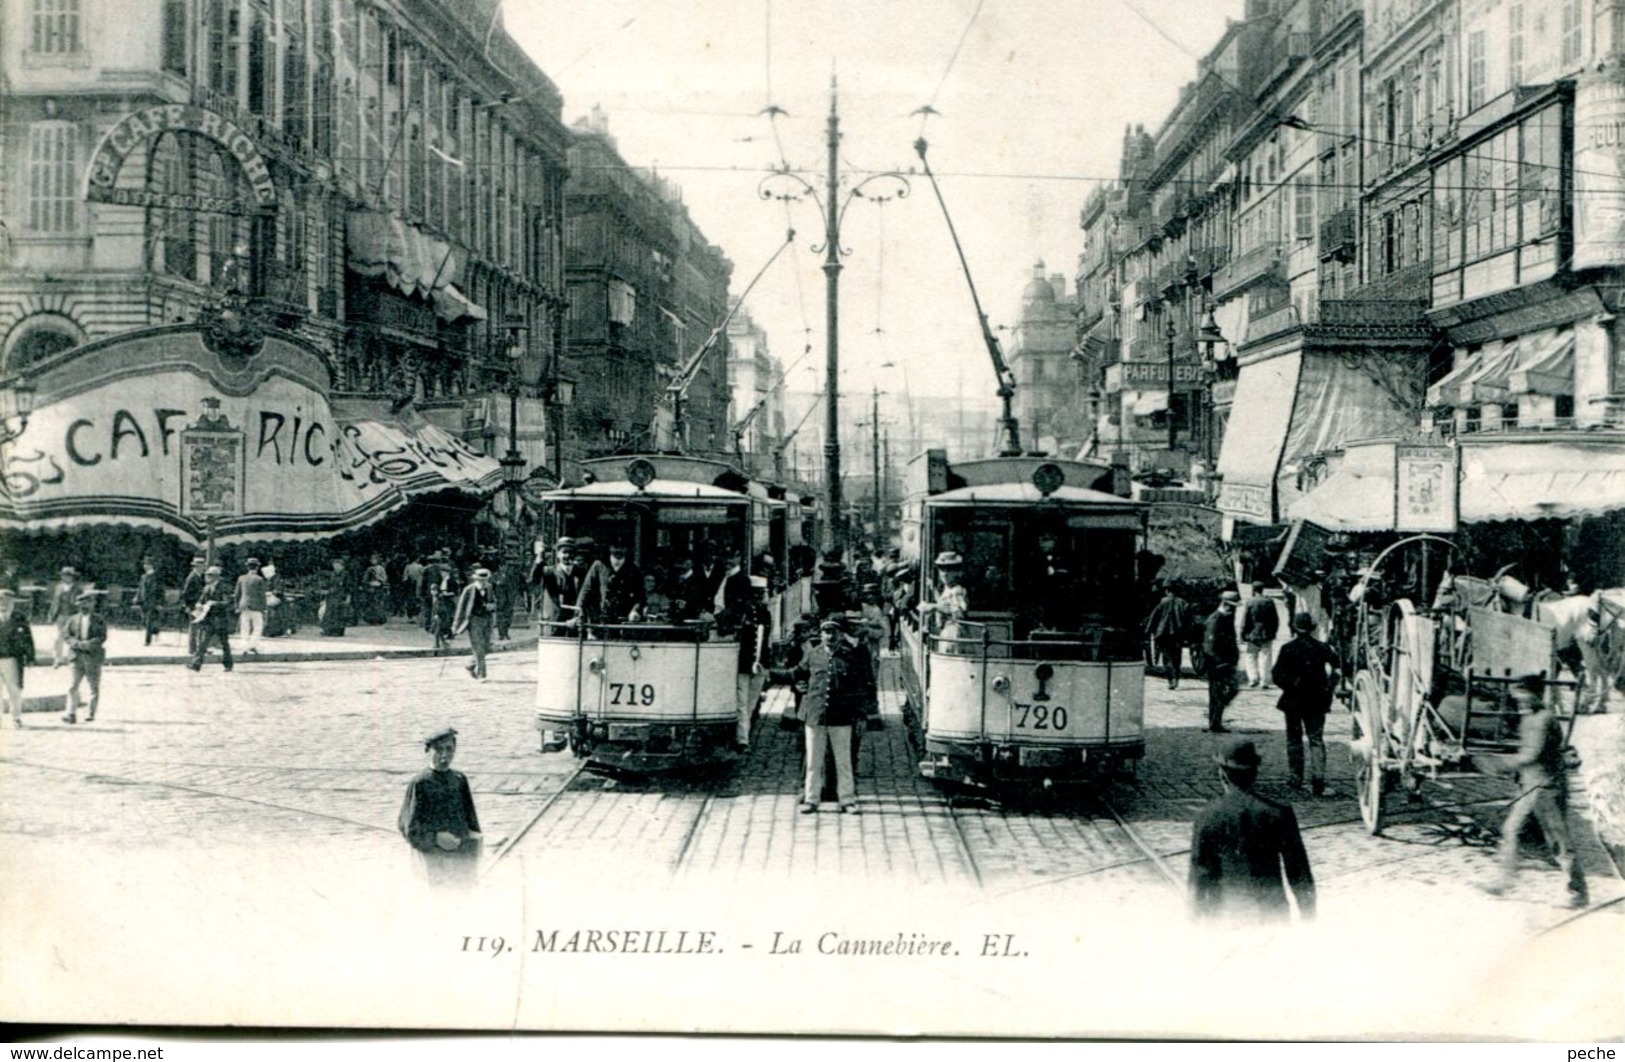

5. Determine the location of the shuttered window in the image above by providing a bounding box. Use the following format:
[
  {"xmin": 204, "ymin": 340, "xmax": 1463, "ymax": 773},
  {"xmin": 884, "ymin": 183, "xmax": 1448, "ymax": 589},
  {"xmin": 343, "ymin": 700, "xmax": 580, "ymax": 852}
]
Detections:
[
  {"xmin": 32, "ymin": 0, "xmax": 81, "ymax": 54},
  {"xmin": 27, "ymin": 122, "xmax": 78, "ymax": 233}
]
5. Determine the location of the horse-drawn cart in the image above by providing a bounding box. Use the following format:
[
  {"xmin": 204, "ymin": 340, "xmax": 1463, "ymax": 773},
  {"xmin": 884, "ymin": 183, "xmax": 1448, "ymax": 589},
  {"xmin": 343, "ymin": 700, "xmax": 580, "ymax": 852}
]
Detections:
[{"xmin": 1344, "ymin": 536, "xmax": 1583, "ymax": 835}]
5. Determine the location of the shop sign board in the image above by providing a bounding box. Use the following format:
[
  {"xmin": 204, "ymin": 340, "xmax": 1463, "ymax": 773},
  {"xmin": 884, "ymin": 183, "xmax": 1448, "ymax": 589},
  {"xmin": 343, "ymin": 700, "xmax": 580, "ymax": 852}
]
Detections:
[{"xmin": 1394, "ymin": 443, "xmax": 1459, "ymax": 533}]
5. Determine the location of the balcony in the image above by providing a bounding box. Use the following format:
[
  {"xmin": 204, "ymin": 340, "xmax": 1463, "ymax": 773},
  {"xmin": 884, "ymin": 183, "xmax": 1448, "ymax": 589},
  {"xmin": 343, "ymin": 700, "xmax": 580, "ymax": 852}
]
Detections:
[
  {"xmin": 1211, "ymin": 243, "xmax": 1282, "ymax": 301},
  {"xmin": 1302, "ymin": 297, "xmax": 1433, "ymax": 346},
  {"xmin": 1318, "ymin": 207, "xmax": 1357, "ymax": 263}
]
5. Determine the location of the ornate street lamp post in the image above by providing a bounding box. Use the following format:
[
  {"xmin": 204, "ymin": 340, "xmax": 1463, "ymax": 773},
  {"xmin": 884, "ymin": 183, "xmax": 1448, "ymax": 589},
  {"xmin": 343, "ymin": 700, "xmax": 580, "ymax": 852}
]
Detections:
[
  {"xmin": 759, "ymin": 79, "xmax": 909, "ymax": 591},
  {"xmin": 1195, "ymin": 302, "xmax": 1226, "ymax": 485},
  {"xmin": 495, "ymin": 316, "xmax": 528, "ymax": 536},
  {"xmin": 0, "ymin": 374, "xmax": 36, "ymax": 446}
]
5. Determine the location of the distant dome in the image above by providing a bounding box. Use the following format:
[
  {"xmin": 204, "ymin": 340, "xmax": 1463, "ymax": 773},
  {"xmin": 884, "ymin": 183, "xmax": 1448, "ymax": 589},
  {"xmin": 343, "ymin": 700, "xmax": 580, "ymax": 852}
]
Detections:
[{"xmin": 1022, "ymin": 260, "xmax": 1055, "ymax": 304}]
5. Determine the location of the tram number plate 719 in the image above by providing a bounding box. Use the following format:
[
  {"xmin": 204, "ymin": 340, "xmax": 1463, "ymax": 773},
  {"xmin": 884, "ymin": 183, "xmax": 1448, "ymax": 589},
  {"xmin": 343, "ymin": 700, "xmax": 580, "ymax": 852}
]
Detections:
[
  {"xmin": 1014, "ymin": 703, "xmax": 1068, "ymax": 730},
  {"xmin": 607, "ymin": 682, "xmax": 657, "ymax": 707}
]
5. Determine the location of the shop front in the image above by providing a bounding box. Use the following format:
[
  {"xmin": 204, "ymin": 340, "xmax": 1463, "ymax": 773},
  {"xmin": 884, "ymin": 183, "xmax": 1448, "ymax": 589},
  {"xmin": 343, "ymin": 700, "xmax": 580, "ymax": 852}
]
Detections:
[{"xmin": 0, "ymin": 324, "xmax": 500, "ymax": 582}]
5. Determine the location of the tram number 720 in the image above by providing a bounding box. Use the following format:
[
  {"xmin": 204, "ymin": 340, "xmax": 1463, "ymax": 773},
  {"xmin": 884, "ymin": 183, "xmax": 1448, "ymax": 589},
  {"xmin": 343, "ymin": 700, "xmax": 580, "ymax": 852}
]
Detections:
[
  {"xmin": 1013, "ymin": 703, "xmax": 1068, "ymax": 731},
  {"xmin": 607, "ymin": 682, "xmax": 658, "ymax": 707}
]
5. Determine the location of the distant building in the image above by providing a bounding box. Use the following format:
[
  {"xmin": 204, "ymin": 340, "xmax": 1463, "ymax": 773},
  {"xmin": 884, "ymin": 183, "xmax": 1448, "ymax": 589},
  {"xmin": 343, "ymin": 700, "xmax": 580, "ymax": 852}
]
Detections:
[{"xmin": 1008, "ymin": 260, "xmax": 1084, "ymax": 456}]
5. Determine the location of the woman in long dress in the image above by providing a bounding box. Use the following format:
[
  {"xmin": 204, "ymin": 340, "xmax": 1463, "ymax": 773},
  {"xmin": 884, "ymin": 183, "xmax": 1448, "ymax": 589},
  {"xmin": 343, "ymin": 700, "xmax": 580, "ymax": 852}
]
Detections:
[{"xmin": 320, "ymin": 558, "xmax": 351, "ymax": 637}]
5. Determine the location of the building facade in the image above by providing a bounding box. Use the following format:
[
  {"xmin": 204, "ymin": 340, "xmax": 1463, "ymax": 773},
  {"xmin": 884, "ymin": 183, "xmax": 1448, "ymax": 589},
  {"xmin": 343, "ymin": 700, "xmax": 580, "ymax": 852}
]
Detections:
[
  {"xmin": 563, "ymin": 108, "xmax": 732, "ymax": 466},
  {"xmin": 1007, "ymin": 260, "xmax": 1083, "ymax": 456},
  {"xmin": 1, "ymin": 0, "xmax": 571, "ymax": 559},
  {"xmin": 725, "ymin": 302, "xmax": 786, "ymax": 478}
]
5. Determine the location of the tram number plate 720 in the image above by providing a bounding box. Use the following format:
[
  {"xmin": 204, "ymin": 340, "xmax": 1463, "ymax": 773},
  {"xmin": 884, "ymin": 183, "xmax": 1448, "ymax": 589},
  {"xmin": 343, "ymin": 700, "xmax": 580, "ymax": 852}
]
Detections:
[
  {"xmin": 1014, "ymin": 703, "xmax": 1068, "ymax": 730},
  {"xmin": 607, "ymin": 682, "xmax": 658, "ymax": 707}
]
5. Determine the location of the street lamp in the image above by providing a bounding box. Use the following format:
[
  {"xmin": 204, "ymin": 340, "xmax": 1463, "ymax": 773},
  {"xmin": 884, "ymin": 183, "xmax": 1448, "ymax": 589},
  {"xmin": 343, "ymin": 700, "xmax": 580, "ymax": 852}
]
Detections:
[
  {"xmin": 1195, "ymin": 301, "xmax": 1226, "ymax": 473},
  {"xmin": 1163, "ymin": 309, "xmax": 1178, "ymax": 452},
  {"xmin": 759, "ymin": 78, "xmax": 910, "ymax": 579},
  {"xmin": 0, "ymin": 374, "xmax": 36, "ymax": 445},
  {"xmin": 495, "ymin": 316, "xmax": 528, "ymax": 525}
]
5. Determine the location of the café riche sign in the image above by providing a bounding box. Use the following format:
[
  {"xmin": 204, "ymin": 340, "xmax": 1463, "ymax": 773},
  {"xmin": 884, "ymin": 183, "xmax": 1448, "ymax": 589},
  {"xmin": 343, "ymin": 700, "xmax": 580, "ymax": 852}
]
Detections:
[{"xmin": 0, "ymin": 326, "xmax": 499, "ymax": 544}]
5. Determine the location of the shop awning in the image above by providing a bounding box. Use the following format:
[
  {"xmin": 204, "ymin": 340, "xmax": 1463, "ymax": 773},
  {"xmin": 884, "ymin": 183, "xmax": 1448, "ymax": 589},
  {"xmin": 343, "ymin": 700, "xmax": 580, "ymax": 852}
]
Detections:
[
  {"xmin": 335, "ymin": 413, "xmax": 503, "ymax": 498},
  {"xmin": 1507, "ymin": 332, "xmax": 1575, "ymax": 396},
  {"xmin": 432, "ymin": 283, "xmax": 488, "ymax": 323},
  {"xmin": 347, "ymin": 210, "xmax": 488, "ymax": 319},
  {"xmin": 1216, "ymin": 351, "xmax": 1302, "ymax": 522},
  {"xmin": 1288, "ymin": 436, "xmax": 1625, "ymax": 529},
  {"xmin": 1460, "ymin": 439, "xmax": 1625, "ymax": 521},
  {"xmin": 1285, "ymin": 443, "xmax": 1397, "ymax": 532}
]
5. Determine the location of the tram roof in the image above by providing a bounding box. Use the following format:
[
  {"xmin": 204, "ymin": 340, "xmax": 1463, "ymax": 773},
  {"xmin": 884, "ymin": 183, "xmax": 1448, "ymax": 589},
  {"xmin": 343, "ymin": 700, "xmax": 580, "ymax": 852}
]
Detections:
[
  {"xmin": 923, "ymin": 483, "xmax": 1144, "ymax": 508},
  {"xmin": 541, "ymin": 479, "xmax": 749, "ymax": 504}
]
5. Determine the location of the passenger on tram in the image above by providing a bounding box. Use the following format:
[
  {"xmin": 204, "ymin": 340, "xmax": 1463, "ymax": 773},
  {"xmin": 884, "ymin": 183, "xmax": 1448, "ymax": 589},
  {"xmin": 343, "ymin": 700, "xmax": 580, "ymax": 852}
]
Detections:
[
  {"xmin": 576, "ymin": 542, "xmax": 646, "ymax": 628},
  {"xmin": 642, "ymin": 568, "xmax": 673, "ymax": 623},
  {"xmin": 712, "ymin": 549, "xmax": 754, "ymax": 632},
  {"xmin": 918, "ymin": 551, "xmax": 969, "ymax": 651},
  {"xmin": 536, "ymin": 538, "xmax": 585, "ymax": 634}
]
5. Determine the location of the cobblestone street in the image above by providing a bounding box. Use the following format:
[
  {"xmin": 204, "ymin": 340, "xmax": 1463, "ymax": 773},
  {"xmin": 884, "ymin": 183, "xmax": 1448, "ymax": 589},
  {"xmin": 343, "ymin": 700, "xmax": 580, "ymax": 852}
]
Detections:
[{"xmin": 2, "ymin": 649, "xmax": 1620, "ymax": 1036}]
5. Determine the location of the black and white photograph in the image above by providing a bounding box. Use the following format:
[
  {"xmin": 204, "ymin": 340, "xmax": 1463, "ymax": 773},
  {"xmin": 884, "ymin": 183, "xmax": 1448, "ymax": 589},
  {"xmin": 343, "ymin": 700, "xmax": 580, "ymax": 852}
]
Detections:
[{"xmin": 1, "ymin": 0, "xmax": 1623, "ymax": 1046}]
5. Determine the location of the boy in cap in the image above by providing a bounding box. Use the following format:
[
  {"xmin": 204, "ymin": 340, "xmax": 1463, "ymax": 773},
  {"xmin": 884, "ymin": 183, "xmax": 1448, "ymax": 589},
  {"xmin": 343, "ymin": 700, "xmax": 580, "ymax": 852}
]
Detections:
[
  {"xmin": 61, "ymin": 590, "xmax": 107, "ymax": 724},
  {"xmin": 0, "ymin": 588, "xmax": 37, "ymax": 728},
  {"xmin": 1189, "ymin": 738, "xmax": 1316, "ymax": 923},
  {"xmin": 1482, "ymin": 674, "xmax": 1588, "ymax": 908},
  {"xmin": 398, "ymin": 727, "xmax": 482, "ymax": 885}
]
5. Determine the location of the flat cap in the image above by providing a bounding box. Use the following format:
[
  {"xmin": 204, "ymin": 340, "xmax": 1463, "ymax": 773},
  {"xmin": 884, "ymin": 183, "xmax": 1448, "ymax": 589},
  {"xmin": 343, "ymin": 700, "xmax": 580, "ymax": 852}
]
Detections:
[
  {"xmin": 819, "ymin": 617, "xmax": 843, "ymax": 632},
  {"xmin": 424, "ymin": 726, "xmax": 458, "ymax": 749}
]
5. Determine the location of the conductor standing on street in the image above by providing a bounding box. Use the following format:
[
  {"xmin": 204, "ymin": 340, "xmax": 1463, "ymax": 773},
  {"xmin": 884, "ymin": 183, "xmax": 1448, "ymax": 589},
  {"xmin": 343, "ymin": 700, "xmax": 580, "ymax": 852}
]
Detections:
[
  {"xmin": 1482, "ymin": 674, "xmax": 1588, "ymax": 908},
  {"xmin": 398, "ymin": 726, "xmax": 483, "ymax": 886},
  {"xmin": 1189, "ymin": 738, "xmax": 1316, "ymax": 923}
]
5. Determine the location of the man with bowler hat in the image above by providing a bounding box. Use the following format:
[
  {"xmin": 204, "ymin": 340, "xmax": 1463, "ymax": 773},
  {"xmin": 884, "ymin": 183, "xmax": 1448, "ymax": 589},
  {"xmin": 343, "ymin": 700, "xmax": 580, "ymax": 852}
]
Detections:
[
  {"xmin": 0, "ymin": 588, "xmax": 37, "ymax": 728},
  {"xmin": 398, "ymin": 726, "xmax": 482, "ymax": 886},
  {"xmin": 1203, "ymin": 590, "xmax": 1242, "ymax": 732},
  {"xmin": 1481, "ymin": 674, "xmax": 1588, "ymax": 908},
  {"xmin": 1272, "ymin": 612, "xmax": 1340, "ymax": 795},
  {"xmin": 61, "ymin": 590, "xmax": 107, "ymax": 724},
  {"xmin": 1189, "ymin": 737, "xmax": 1316, "ymax": 922}
]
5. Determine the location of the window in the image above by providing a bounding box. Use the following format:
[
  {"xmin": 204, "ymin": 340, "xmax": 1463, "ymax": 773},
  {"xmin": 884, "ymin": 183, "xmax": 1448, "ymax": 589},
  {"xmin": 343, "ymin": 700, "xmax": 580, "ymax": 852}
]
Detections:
[
  {"xmin": 1509, "ymin": 4, "xmax": 1525, "ymax": 85},
  {"xmin": 162, "ymin": 0, "xmax": 188, "ymax": 74},
  {"xmin": 1467, "ymin": 31, "xmax": 1486, "ymax": 111},
  {"xmin": 1294, "ymin": 177, "xmax": 1313, "ymax": 240},
  {"xmin": 1562, "ymin": 0, "xmax": 1583, "ymax": 66},
  {"xmin": 208, "ymin": 0, "xmax": 241, "ymax": 97},
  {"xmin": 31, "ymin": 0, "xmax": 81, "ymax": 54},
  {"xmin": 27, "ymin": 122, "xmax": 78, "ymax": 234}
]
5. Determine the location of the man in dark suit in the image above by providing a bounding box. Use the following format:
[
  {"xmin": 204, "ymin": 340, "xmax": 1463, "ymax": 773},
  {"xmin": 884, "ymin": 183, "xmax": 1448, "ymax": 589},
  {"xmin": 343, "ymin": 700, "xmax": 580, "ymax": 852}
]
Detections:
[
  {"xmin": 1271, "ymin": 612, "xmax": 1340, "ymax": 796},
  {"xmin": 62, "ymin": 590, "xmax": 108, "ymax": 724},
  {"xmin": 1189, "ymin": 738, "xmax": 1315, "ymax": 923},
  {"xmin": 136, "ymin": 557, "xmax": 164, "ymax": 646},
  {"xmin": 712, "ymin": 549, "xmax": 754, "ymax": 633},
  {"xmin": 1202, "ymin": 590, "xmax": 1242, "ymax": 733},
  {"xmin": 793, "ymin": 618, "xmax": 861, "ymax": 814},
  {"xmin": 179, "ymin": 556, "xmax": 208, "ymax": 657},
  {"xmin": 576, "ymin": 542, "xmax": 646, "ymax": 626},
  {"xmin": 0, "ymin": 587, "xmax": 37, "ymax": 728},
  {"xmin": 535, "ymin": 538, "xmax": 583, "ymax": 632},
  {"xmin": 452, "ymin": 567, "xmax": 495, "ymax": 680},
  {"xmin": 187, "ymin": 565, "xmax": 235, "ymax": 672}
]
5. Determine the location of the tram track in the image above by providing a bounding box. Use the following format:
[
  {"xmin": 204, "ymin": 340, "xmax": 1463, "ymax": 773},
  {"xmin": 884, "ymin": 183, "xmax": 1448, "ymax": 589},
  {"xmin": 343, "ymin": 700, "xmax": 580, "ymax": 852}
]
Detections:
[{"xmin": 483, "ymin": 759, "xmax": 593, "ymax": 876}]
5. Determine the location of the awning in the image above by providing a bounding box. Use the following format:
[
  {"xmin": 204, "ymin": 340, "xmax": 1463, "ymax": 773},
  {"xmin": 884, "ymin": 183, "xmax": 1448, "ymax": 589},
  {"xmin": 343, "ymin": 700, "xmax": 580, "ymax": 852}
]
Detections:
[
  {"xmin": 347, "ymin": 210, "xmax": 488, "ymax": 320},
  {"xmin": 1428, "ymin": 341, "xmax": 1521, "ymax": 407},
  {"xmin": 334, "ymin": 412, "xmax": 503, "ymax": 498},
  {"xmin": 1461, "ymin": 439, "xmax": 1625, "ymax": 521},
  {"xmin": 1286, "ymin": 443, "xmax": 1397, "ymax": 532},
  {"xmin": 1288, "ymin": 436, "xmax": 1625, "ymax": 529},
  {"xmin": 1507, "ymin": 332, "xmax": 1575, "ymax": 396},
  {"xmin": 1216, "ymin": 351, "xmax": 1302, "ymax": 522}
]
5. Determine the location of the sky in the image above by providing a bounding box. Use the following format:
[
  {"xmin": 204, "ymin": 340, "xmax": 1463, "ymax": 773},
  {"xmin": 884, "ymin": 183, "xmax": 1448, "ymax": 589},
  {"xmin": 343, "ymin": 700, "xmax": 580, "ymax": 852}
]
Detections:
[{"xmin": 505, "ymin": 0, "xmax": 1247, "ymax": 427}]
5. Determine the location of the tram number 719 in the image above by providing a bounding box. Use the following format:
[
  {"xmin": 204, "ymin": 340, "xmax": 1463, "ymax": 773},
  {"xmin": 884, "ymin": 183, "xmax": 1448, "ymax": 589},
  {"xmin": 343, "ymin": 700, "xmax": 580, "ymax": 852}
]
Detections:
[
  {"xmin": 1013, "ymin": 703, "xmax": 1068, "ymax": 731},
  {"xmin": 607, "ymin": 682, "xmax": 658, "ymax": 707}
]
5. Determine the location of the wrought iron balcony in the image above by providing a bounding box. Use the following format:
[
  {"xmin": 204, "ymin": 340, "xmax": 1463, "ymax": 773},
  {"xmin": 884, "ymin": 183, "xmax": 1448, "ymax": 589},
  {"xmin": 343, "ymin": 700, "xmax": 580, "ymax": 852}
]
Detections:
[
  {"xmin": 1211, "ymin": 243, "xmax": 1282, "ymax": 301},
  {"xmin": 1318, "ymin": 207, "xmax": 1357, "ymax": 263}
]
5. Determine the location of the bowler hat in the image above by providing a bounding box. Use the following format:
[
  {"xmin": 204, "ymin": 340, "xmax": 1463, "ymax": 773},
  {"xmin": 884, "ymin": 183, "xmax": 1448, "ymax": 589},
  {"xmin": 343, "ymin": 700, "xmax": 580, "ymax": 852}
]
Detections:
[
  {"xmin": 423, "ymin": 726, "xmax": 458, "ymax": 749},
  {"xmin": 934, "ymin": 551, "xmax": 964, "ymax": 569},
  {"xmin": 1215, "ymin": 738, "xmax": 1262, "ymax": 772},
  {"xmin": 1290, "ymin": 612, "xmax": 1317, "ymax": 633}
]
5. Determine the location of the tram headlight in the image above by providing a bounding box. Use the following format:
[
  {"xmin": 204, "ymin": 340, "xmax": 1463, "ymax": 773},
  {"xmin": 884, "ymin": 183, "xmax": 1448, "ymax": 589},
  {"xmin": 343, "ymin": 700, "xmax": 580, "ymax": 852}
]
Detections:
[{"xmin": 991, "ymin": 675, "xmax": 1010, "ymax": 694}]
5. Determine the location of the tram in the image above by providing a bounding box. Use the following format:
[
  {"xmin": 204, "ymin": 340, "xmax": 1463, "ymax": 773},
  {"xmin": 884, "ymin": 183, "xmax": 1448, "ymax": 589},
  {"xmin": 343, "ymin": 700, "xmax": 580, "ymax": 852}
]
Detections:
[
  {"xmin": 533, "ymin": 453, "xmax": 817, "ymax": 773},
  {"xmin": 896, "ymin": 451, "xmax": 1151, "ymax": 788}
]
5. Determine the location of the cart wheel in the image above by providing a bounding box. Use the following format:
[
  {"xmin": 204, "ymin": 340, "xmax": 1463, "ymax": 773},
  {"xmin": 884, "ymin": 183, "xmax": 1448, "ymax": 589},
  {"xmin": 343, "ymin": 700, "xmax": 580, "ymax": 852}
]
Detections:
[{"xmin": 1351, "ymin": 670, "xmax": 1387, "ymax": 835}]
